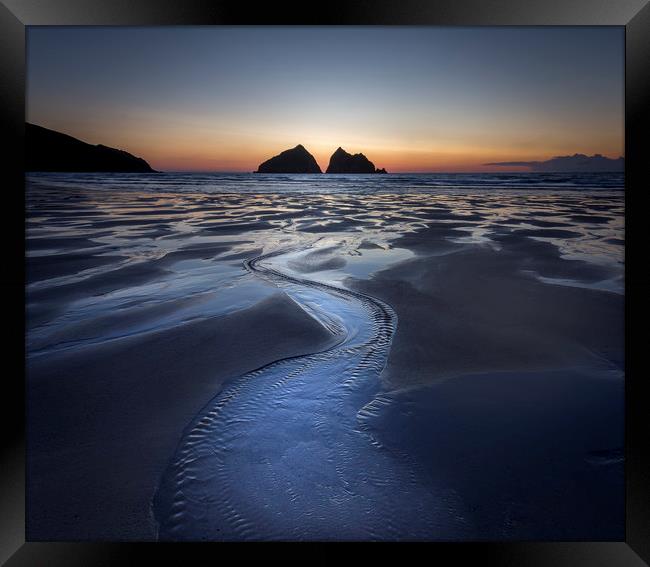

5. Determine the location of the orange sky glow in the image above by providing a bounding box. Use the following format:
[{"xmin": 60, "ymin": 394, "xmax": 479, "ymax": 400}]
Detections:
[{"xmin": 27, "ymin": 27, "xmax": 624, "ymax": 173}]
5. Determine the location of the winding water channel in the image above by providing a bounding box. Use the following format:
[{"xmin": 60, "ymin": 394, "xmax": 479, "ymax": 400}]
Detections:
[{"xmin": 154, "ymin": 245, "xmax": 465, "ymax": 540}]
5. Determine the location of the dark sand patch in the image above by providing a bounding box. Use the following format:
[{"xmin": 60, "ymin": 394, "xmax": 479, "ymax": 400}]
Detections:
[
  {"xmin": 524, "ymin": 210, "xmax": 570, "ymax": 218},
  {"xmin": 27, "ymin": 209, "xmax": 108, "ymax": 219},
  {"xmin": 519, "ymin": 219, "xmax": 572, "ymax": 228},
  {"xmin": 28, "ymin": 262, "xmax": 174, "ymax": 316},
  {"xmin": 27, "ymin": 292, "xmax": 338, "ymax": 540},
  {"xmin": 257, "ymin": 210, "xmax": 311, "ymax": 221},
  {"xmin": 511, "ymin": 228, "xmax": 582, "ymax": 239},
  {"xmin": 367, "ymin": 368, "xmax": 623, "ymax": 539},
  {"xmin": 157, "ymin": 243, "xmax": 233, "ymax": 266},
  {"xmin": 569, "ymin": 214, "xmax": 611, "ymax": 224},
  {"xmin": 491, "ymin": 232, "xmax": 616, "ymax": 283},
  {"xmin": 351, "ymin": 227, "xmax": 623, "ymax": 387},
  {"xmin": 29, "ymin": 292, "xmax": 218, "ymax": 353},
  {"xmin": 90, "ymin": 217, "xmax": 177, "ymax": 228},
  {"xmin": 358, "ymin": 240, "xmax": 384, "ymax": 250},
  {"xmin": 26, "ymin": 235, "xmax": 112, "ymax": 251},
  {"xmin": 390, "ymin": 225, "xmax": 468, "ymax": 256},
  {"xmin": 27, "ymin": 241, "xmax": 249, "ymax": 327},
  {"xmin": 419, "ymin": 211, "xmax": 485, "ymax": 222},
  {"xmin": 130, "ymin": 226, "xmax": 175, "ymax": 238},
  {"xmin": 27, "ymin": 253, "xmax": 125, "ymax": 283},
  {"xmin": 199, "ymin": 221, "xmax": 273, "ymax": 234},
  {"xmin": 120, "ymin": 209, "xmax": 188, "ymax": 216},
  {"xmin": 158, "ymin": 232, "xmax": 199, "ymax": 240},
  {"xmin": 218, "ymin": 247, "xmax": 264, "ymax": 262}
]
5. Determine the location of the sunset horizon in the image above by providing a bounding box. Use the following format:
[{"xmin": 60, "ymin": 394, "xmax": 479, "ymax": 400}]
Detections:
[
  {"xmin": 27, "ymin": 27, "xmax": 623, "ymax": 173},
  {"xmin": 24, "ymin": 121, "xmax": 625, "ymax": 173}
]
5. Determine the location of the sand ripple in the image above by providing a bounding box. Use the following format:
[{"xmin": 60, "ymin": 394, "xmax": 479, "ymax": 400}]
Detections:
[{"xmin": 154, "ymin": 245, "xmax": 467, "ymax": 540}]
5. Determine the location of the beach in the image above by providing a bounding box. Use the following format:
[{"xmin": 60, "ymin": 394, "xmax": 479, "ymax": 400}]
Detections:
[{"xmin": 26, "ymin": 172, "xmax": 624, "ymax": 541}]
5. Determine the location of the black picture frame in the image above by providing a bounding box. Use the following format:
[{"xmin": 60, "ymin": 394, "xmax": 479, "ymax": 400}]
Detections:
[{"xmin": 2, "ymin": 0, "xmax": 648, "ymax": 563}]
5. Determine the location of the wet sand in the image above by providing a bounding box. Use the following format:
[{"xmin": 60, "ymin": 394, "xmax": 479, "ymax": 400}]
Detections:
[
  {"xmin": 352, "ymin": 223, "xmax": 623, "ymax": 386},
  {"xmin": 26, "ymin": 178, "xmax": 624, "ymax": 540},
  {"xmin": 363, "ymin": 368, "xmax": 623, "ymax": 540},
  {"xmin": 27, "ymin": 293, "xmax": 337, "ymax": 539}
]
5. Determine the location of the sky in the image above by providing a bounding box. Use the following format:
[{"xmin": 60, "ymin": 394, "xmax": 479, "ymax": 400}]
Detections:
[{"xmin": 26, "ymin": 26, "xmax": 624, "ymax": 173}]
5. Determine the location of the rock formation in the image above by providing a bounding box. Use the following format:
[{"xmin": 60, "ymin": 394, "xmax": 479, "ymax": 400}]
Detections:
[
  {"xmin": 256, "ymin": 144, "xmax": 322, "ymax": 173},
  {"xmin": 26, "ymin": 123, "xmax": 156, "ymax": 173},
  {"xmin": 325, "ymin": 147, "xmax": 386, "ymax": 174}
]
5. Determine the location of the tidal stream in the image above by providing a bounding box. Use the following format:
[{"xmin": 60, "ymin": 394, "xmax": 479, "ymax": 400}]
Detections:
[{"xmin": 154, "ymin": 245, "xmax": 466, "ymax": 540}]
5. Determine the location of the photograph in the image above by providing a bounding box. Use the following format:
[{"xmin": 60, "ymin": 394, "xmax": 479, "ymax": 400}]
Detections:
[{"xmin": 24, "ymin": 25, "xmax": 626, "ymax": 542}]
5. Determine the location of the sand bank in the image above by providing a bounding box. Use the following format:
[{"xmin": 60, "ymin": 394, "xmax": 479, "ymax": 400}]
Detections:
[{"xmin": 27, "ymin": 293, "xmax": 337, "ymax": 540}]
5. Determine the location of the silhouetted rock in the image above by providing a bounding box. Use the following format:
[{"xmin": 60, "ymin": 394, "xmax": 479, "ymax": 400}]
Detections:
[
  {"xmin": 375, "ymin": 168, "xmax": 387, "ymax": 174},
  {"xmin": 326, "ymin": 147, "xmax": 373, "ymax": 173},
  {"xmin": 256, "ymin": 145, "xmax": 322, "ymax": 173},
  {"xmin": 326, "ymin": 147, "xmax": 386, "ymax": 174},
  {"xmin": 485, "ymin": 153, "xmax": 624, "ymax": 173},
  {"xmin": 26, "ymin": 123, "xmax": 156, "ymax": 173}
]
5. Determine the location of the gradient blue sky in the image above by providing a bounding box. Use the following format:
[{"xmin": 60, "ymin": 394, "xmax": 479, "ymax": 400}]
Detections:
[{"xmin": 27, "ymin": 26, "xmax": 624, "ymax": 172}]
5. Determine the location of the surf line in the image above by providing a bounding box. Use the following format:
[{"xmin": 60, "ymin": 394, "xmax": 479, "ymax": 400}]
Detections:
[{"xmin": 154, "ymin": 244, "xmax": 400, "ymax": 540}]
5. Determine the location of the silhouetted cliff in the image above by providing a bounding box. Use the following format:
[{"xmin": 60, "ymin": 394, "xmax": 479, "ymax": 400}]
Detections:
[
  {"xmin": 326, "ymin": 147, "xmax": 386, "ymax": 174},
  {"xmin": 256, "ymin": 145, "xmax": 322, "ymax": 173},
  {"xmin": 485, "ymin": 154, "xmax": 624, "ymax": 173},
  {"xmin": 26, "ymin": 123, "xmax": 156, "ymax": 173}
]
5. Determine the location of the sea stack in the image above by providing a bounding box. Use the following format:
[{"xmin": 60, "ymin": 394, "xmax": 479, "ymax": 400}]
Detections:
[
  {"xmin": 25, "ymin": 123, "xmax": 156, "ymax": 173},
  {"xmin": 256, "ymin": 144, "xmax": 322, "ymax": 173},
  {"xmin": 325, "ymin": 147, "xmax": 387, "ymax": 174}
]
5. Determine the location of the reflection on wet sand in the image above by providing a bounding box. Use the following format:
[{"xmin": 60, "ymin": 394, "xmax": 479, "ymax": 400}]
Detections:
[{"xmin": 26, "ymin": 177, "xmax": 624, "ymax": 541}]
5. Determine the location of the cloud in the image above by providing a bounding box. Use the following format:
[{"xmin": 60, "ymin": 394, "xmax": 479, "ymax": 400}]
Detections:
[{"xmin": 485, "ymin": 154, "xmax": 624, "ymax": 172}]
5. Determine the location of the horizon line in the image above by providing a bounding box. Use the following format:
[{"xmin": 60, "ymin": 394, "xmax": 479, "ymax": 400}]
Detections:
[
  {"xmin": 26, "ymin": 123, "xmax": 625, "ymax": 175},
  {"xmin": 70, "ymin": 169, "xmax": 625, "ymax": 175}
]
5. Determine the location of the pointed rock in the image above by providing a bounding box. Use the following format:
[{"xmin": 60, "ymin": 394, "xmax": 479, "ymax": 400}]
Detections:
[
  {"xmin": 256, "ymin": 145, "xmax": 322, "ymax": 173},
  {"xmin": 325, "ymin": 147, "xmax": 386, "ymax": 174}
]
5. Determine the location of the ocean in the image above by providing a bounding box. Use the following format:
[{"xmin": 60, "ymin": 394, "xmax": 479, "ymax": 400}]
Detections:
[{"xmin": 26, "ymin": 171, "xmax": 625, "ymax": 194}]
